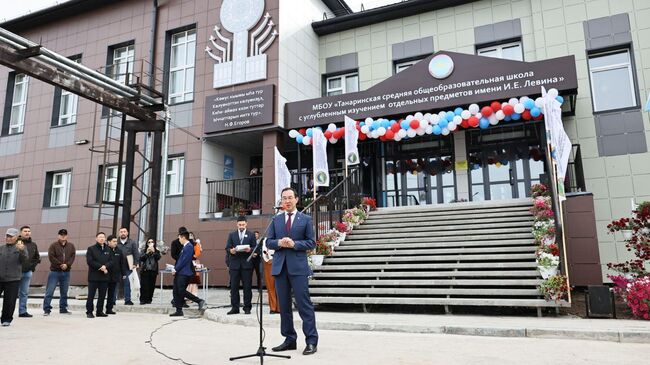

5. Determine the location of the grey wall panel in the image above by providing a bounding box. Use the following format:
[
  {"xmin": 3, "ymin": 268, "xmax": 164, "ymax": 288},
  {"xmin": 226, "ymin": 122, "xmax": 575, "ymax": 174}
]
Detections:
[
  {"xmin": 0, "ymin": 135, "xmax": 22, "ymax": 156},
  {"xmin": 325, "ymin": 52, "xmax": 359, "ymax": 74},
  {"xmin": 41, "ymin": 208, "xmax": 69, "ymax": 224},
  {"xmin": 474, "ymin": 19, "xmax": 522, "ymax": 46},
  {"xmin": 583, "ymin": 13, "xmax": 631, "ymax": 50},
  {"xmin": 0, "ymin": 211, "xmax": 15, "ymax": 227},
  {"xmin": 48, "ymin": 124, "xmax": 76, "ymax": 148},
  {"xmin": 391, "ymin": 36, "xmax": 434, "ymax": 61},
  {"xmin": 169, "ymin": 102, "xmax": 193, "ymax": 129},
  {"xmin": 165, "ymin": 196, "xmax": 183, "ymax": 215},
  {"xmin": 595, "ymin": 109, "xmax": 647, "ymax": 156}
]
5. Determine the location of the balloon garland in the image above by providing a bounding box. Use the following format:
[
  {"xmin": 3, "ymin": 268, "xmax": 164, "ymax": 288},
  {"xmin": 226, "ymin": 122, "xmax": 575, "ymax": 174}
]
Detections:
[{"xmin": 288, "ymin": 90, "xmax": 565, "ymax": 145}]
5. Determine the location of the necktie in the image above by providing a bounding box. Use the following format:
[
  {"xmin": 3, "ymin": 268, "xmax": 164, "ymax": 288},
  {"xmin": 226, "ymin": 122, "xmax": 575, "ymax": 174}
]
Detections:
[
  {"xmin": 286, "ymin": 213, "xmax": 293, "ymax": 234},
  {"xmin": 239, "ymin": 230, "xmax": 244, "ymax": 242}
]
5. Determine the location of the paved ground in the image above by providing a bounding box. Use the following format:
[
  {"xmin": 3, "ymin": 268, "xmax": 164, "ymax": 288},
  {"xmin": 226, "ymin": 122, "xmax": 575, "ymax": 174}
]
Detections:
[{"xmin": 2, "ymin": 310, "xmax": 649, "ymax": 365}]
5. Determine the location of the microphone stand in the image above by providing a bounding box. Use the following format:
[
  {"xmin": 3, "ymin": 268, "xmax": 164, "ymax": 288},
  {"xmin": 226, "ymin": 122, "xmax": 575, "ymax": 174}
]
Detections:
[{"xmin": 230, "ymin": 208, "xmax": 290, "ymax": 364}]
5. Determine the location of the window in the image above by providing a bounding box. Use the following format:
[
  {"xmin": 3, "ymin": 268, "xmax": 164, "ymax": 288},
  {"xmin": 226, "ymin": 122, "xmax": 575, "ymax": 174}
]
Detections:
[
  {"xmin": 169, "ymin": 29, "xmax": 196, "ymax": 104},
  {"xmin": 102, "ymin": 165, "xmax": 125, "ymax": 202},
  {"xmin": 395, "ymin": 60, "xmax": 419, "ymax": 74},
  {"xmin": 112, "ymin": 45, "xmax": 135, "ymax": 84},
  {"xmin": 55, "ymin": 57, "xmax": 81, "ymax": 126},
  {"xmin": 166, "ymin": 156, "xmax": 185, "ymax": 196},
  {"xmin": 49, "ymin": 171, "xmax": 71, "ymax": 207},
  {"xmin": 9, "ymin": 74, "xmax": 29, "ymax": 134},
  {"xmin": 588, "ymin": 49, "xmax": 637, "ymax": 112},
  {"xmin": 477, "ymin": 41, "xmax": 523, "ymax": 61},
  {"xmin": 325, "ymin": 72, "xmax": 359, "ymax": 96},
  {"xmin": 0, "ymin": 177, "xmax": 17, "ymax": 211}
]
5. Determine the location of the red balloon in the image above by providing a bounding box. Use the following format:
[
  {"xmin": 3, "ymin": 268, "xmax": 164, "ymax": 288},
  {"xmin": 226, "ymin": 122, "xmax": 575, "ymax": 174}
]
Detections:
[
  {"xmin": 522, "ymin": 110, "xmax": 532, "ymax": 120},
  {"xmin": 379, "ymin": 136, "xmax": 387, "ymax": 141},
  {"xmin": 391, "ymin": 123, "xmax": 401, "ymax": 133},
  {"xmin": 298, "ymin": 128, "xmax": 306, "ymax": 136},
  {"xmin": 468, "ymin": 116, "xmax": 479, "ymax": 128},
  {"xmin": 385, "ymin": 130, "xmax": 395, "ymax": 140},
  {"xmin": 502, "ymin": 104, "xmax": 514, "ymax": 116},
  {"xmin": 533, "ymin": 114, "xmax": 544, "ymax": 121},
  {"xmin": 460, "ymin": 119, "xmax": 469, "ymax": 129},
  {"xmin": 490, "ymin": 101, "xmax": 502, "ymax": 112},
  {"xmin": 409, "ymin": 119, "xmax": 420, "ymax": 129},
  {"xmin": 359, "ymin": 133, "xmax": 367, "ymax": 140},
  {"xmin": 324, "ymin": 131, "xmax": 332, "ymax": 139},
  {"xmin": 481, "ymin": 106, "xmax": 493, "ymax": 117}
]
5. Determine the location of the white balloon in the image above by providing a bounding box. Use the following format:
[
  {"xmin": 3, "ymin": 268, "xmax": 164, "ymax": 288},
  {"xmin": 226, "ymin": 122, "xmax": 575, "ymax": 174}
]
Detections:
[
  {"xmin": 329, "ymin": 137, "xmax": 338, "ymax": 144},
  {"xmin": 514, "ymin": 103, "xmax": 525, "ymax": 114},
  {"xmin": 508, "ymin": 98, "xmax": 518, "ymax": 106},
  {"xmin": 361, "ymin": 125, "xmax": 370, "ymax": 134},
  {"xmin": 441, "ymin": 128, "xmax": 450, "ymax": 136},
  {"xmin": 489, "ymin": 115, "xmax": 499, "ymax": 125},
  {"xmin": 371, "ymin": 130, "xmax": 379, "ymax": 139},
  {"xmin": 468, "ymin": 104, "xmax": 480, "ymax": 114},
  {"xmin": 548, "ymin": 88, "xmax": 559, "ymax": 99},
  {"xmin": 495, "ymin": 110, "xmax": 505, "ymax": 120},
  {"xmin": 288, "ymin": 129, "xmax": 298, "ymax": 138},
  {"xmin": 397, "ymin": 129, "xmax": 407, "ymax": 138},
  {"xmin": 535, "ymin": 97, "xmax": 544, "ymax": 108},
  {"xmin": 431, "ymin": 114, "xmax": 440, "ymax": 125},
  {"xmin": 519, "ymin": 96, "xmax": 530, "ymax": 104},
  {"xmin": 393, "ymin": 135, "xmax": 402, "ymax": 142},
  {"xmin": 475, "ymin": 112, "xmax": 482, "ymax": 120},
  {"xmin": 438, "ymin": 111, "xmax": 447, "ymax": 120},
  {"xmin": 416, "ymin": 127, "xmax": 425, "ymax": 136},
  {"xmin": 414, "ymin": 112, "xmax": 424, "ymax": 120},
  {"xmin": 365, "ymin": 117, "xmax": 373, "ymax": 124},
  {"xmin": 453, "ymin": 115, "xmax": 462, "ymax": 125},
  {"xmin": 460, "ymin": 110, "xmax": 471, "ymax": 120},
  {"xmin": 303, "ymin": 136, "xmax": 311, "ymax": 145},
  {"xmin": 377, "ymin": 127, "xmax": 386, "ymax": 136},
  {"xmin": 425, "ymin": 125, "xmax": 433, "ymax": 134},
  {"xmin": 405, "ymin": 115, "xmax": 414, "ymax": 121},
  {"xmin": 448, "ymin": 122, "xmax": 457, "ymax": 131},
  {"xmin": 407, "ymin": 129, "xmax": 417, "ymax": 138},
  {"xmin": 424, "ymin": 113, "xmax": 432, "ymax": 122},
  {"xmin": 419, "ymin": 119, "xmax": 429, "ymax": 129},
  {"xmin": 327, "ymin": 123, "xmax": 337, "ymax": 132}
]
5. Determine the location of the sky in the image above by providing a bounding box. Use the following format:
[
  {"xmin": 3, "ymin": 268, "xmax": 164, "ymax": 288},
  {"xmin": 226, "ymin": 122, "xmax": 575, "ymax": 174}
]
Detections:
[{"xmin": 1, "ymin": 0, "xmax": 400, "ymax": 22}]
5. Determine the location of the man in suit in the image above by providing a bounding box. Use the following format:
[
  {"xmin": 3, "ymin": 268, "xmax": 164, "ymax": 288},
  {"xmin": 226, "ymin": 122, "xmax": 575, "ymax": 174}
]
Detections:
[
  {"xmin": 85, "ymin": 232, "xmax": 112, "ymax": 318},
  {"xmin": 267, "ymin": 187, "xmax": 318, "ymax": 356},
  {"xmin": 170, "ymin": 231, "xmax": 205, "ymax": 317},
  {"xmin": 225, "ymin": 216, "xmax": 256, "ymax": 314}
]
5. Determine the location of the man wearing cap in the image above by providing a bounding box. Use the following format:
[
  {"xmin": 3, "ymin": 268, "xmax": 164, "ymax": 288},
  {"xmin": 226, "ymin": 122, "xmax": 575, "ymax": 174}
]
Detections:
[
  {"xmin": 0, "ymin": 228, "xmax": 28, "ymax": 326},
  {"xmin": 18, "ymin": 226, "xmax": 41, "ymax": 318},
  {"xmin": 43, "ymin": 229, "xmax": 76, "ymax": 316},
  {"xmin": 225, "ymin": 216, "xmax": 256, "ymax": 315}
]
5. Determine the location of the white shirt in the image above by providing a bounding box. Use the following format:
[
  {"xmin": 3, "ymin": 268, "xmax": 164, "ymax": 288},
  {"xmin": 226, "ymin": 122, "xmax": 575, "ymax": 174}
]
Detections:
[{"xmin": 284, "ymin": 209, "xmax": 298, "ymax": 224}]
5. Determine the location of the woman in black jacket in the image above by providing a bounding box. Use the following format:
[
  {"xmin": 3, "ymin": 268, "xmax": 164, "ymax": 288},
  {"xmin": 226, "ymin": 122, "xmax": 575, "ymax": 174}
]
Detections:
[{"xmin": 139, "ymin": 238, "xmax": 161, "ymax": 305}]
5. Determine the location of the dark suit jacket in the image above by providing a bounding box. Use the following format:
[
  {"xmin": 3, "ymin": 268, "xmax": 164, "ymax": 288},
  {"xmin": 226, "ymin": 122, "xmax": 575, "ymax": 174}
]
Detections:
[
  {"xmin": 108, "ymin": 246, "xmax": 130, "ymax": 283},
  {"xmin": 86, "ymin": 243, "xmax": 113, "ymax": 282},
  {"xmin": 266, "ymin": 211, "xmax": 316, "ymax": 276},
  {"xmin": 225, "ymin": 230, "xmax": 256, "ymax": 270}
]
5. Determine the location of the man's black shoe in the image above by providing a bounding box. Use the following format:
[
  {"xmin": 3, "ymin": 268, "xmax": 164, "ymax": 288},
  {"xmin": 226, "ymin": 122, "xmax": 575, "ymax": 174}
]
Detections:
[
  {"xmin": 96, "ymin": 312, "xmax": 108, "ymax": 317},
  {"xmin": 169, "ymin": 312, "xmax": 183, "ymax": 317},
  {"xmin": 303, "ymin": 344, "xmax": 317, "ymax": 355},
  {"xmin": 86, "ymin": 312, "xmax": 95, "ymax": 318},
  {"xmin": 106, "ymin": 310, "xmax": 117, "ymax": 315},
  {"xmin": 272, "ymin": 342, "xmax": 297, "ymax": 352},
  {"xmin": 226, "ymin": 309, "xmax": 240, "ymax": 315},
  {"xmin": 19, "ymin": 313, "xmax": 33, "ymax": 318},
  {"xmin": 183, "ymin": 303, "xmax": 189, "ymax": 308},
  {"xmin": 198, "ymin": 300, "xmax": 206, "ymax": 311},
  {"xmin": 124, "ymin": 301, "xmax": 134, "ymax": 305},
  {"xmin": 244, "ymin": 310, "xmax": 251, "ymax": 314},
  {"xmin": 59, "ymin": 309, "xmax": 71, "ymax": 314}
]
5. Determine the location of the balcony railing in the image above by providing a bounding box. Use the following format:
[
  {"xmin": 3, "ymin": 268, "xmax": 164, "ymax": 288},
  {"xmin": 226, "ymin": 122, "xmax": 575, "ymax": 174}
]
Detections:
[
  {"xmin": 206, "ymin": 176, "xmax": 262, "ymax": 216},
  {"xmin": 564, "ymin": 144, "xmax": 586, "ymax": 193}
]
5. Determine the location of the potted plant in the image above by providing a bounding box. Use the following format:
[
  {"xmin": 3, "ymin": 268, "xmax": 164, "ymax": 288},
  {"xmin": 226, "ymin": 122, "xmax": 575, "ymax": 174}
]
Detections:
[
  {"xmin": 213, "ymin": 201, "xmax": 225, "ymax": 218},
  {"xmin": 536, "ymin": 252, "xmax": 560, "ymax": 279},
  {"xmin": 361, "ymin": 197, "xmax": 377, "ymax": 212},
  {"xmin": 530, "ymin": 183, "xmax": 550, "ymax": 198},
  {"xmin": 250, "ymin": 202, "xmax": 261, "ymax": 215},
  {"xmin": 335, "ymin": 221, "xmax": 350, "ymax": 242},
  {"xmin": 309, "ymin": 236, "xmax": 332, "ymax": 266},
  {"xmin": 232, "ymin": 201, "xmax": 247, "ymax": 217},
  {"xmin": 539, "ymin": 274, "xmax": 568, "ymax": 302},
  {"xmin": 532, "ymin": 220, "xmax": 556, "ymax": 245},
  {"xmin": 607, "ymin": 217, "xmax": 635, "ymax": 240}
]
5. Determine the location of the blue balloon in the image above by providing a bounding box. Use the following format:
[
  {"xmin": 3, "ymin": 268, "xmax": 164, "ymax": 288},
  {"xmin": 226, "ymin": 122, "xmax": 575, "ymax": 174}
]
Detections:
[
  {"xmin": 401, "ymin": 120, "xmax": 410, "ymax": 130},
  {"xmin": 454, "ymin": 107, "xmax": 463, "ymax": 116},
  {"xmin": 306, "ymin": 128, "xmax": 313, "ymax": 137},
  {"xmin": 296, "ymin": 135, "xmax": 304, "ymax": 143},
  {"xmin": 439, "ymin": 119, "xmax": 449, "ymax": 129},
  {"xmin": 360, "ymin": 122, "xmax": 365, "ymax": 127},
  {"xmin": 530, "ymin": 107, "xmax": 541, "ymax": 118},
  {"xmin": 523, "ymin": 99, "xmax": 535, "ymax": 110},
  {"xmin": 479, "ymin": 117, "xmax": 489, "ymax": 129},
  {"xmin": 504, "ymin": 115, "xmax": 512, "ymax": 122},
  {"xmin": 556, "ymin": 95, "xmax": 564, "ymax": 104},
  {"xmin": 446, "ymin": 111, "xmax": 455, "ymax": 121},
  {"xmin": 433, "ymin": 125, "xmax": 442, "ymax": 135},
  {"xmin": 382, "ymin": 120, "xmax": 390, "ymax": 128},
  {"xmin": 511, "ymin": 113, "xmax": 521, "ymax": 120}
]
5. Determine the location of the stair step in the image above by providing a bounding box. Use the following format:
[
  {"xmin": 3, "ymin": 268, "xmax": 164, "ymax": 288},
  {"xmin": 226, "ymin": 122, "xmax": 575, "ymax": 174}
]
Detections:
[
  {"xmin": 335, "ymin": 239, "xmax": 535, "ymax": 250},
  {"xmin": 366, "ymin": 208, "xmax": 532, "ymax": 221},
  {"xmin": 344, "ymin": 233, "xmax": 533, "ymax": 244},
  {"xmin": 309, "ymin": 279, "xmax": 543, "ymax": 286},
  {"xmin": 351, "ymin": 221, "xmax": 534, "ymax": 234},
  {"xmin": 358, "ymin": 216, "xmax": 534, "ymax": 229},
  {"xmin": 324, "ymin": 253, "xmax": 535, "ymax": 264},
  {"xmin": 312, "ymin": 270, "xmax": 540, "ymax": 278},
  {"xmin": 347, "ymin": 228, "xmax": 533, "ymax": 240},
  {"xmin": 311, "ymin": 296, "xmax": 568, "ymax": 307},
  {"xmin": 309, "ymin": 287, "xmax": 541, "ymax": 296},
  {"xmin": 332, "ymin": 246, "xmax": 536, "ymax": 257},
  {"xmin": 316, "ymin": 262, "xmax": 537, "ymax": 271},
  {"xmin": 373, "ymin": 199, "xmax": 531, "ymax": 214}
]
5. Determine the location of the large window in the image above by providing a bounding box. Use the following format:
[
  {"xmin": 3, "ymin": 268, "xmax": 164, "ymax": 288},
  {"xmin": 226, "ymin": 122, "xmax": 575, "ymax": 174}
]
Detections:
[
  {"xmin": 169, "ymin": 29, "xmax": 196, "ymax": 104},
  {"xmin": 49, "ymin": 171, "xmax": 72, "ymax": 207},
  {"xmin": 0, "ymin": 177, "xmax": 17, "ymax": 211},
  {"xmin": 102, "ymin": 165, "xmax": 125, "ymax": 202},
  {"xmin": 9, "ymin": 74, "xmax": 29, "ymax": 135},
  {"xmin": 588, "ymin": 49, "xmax": 637, "ymax": 112},
  {"xmin": 477, "ymin": 41, "xmax": 523, "ymax": 61},
  {"xmin": 112, "ymin": 44, "xmax": 135, "ymax": 84},
  {"xmin": 55, "ymin": 57, "xmax": 81, "ymax": 126},
  {"xmin": 166, "ymin": 156, "xmax": 185, "ymax": 196},
  {"xmin": 325, "ymin": 72, "xmax": 359, "ymax": 96}
]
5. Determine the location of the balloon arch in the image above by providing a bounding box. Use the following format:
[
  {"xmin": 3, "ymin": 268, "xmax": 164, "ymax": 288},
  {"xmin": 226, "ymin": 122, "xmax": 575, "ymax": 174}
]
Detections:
[{"xmin": 288, "ymin": 89, "xmax": 564, "ymax": 146}]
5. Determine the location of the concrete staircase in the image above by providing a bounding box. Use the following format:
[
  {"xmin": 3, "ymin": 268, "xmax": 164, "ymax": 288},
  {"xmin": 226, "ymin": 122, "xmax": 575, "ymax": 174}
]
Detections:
[{"xmin": 310, "ymin": 199, "xmax": 568, "ymax": 313}]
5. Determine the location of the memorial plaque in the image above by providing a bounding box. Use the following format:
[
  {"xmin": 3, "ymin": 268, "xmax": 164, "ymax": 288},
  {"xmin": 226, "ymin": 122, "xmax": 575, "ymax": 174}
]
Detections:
[{"xmin": 204, "ymin": 84, "xmax": 274, "ymax": 134}]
